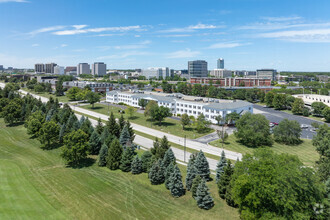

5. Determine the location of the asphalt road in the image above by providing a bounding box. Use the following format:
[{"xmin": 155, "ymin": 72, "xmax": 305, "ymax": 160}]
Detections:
[{"xmin": 253, "ymin": 104, "xmax": 327, "ymax": 139}]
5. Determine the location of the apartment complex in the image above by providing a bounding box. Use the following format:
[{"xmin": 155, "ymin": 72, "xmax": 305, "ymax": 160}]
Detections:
[
  {"xmin": 293, "ymin": 94, "xmax": 330, "ymax": 107},
  {"xmin": 190, "ymin": 77, "xmax": 272, "ymax": 87},
  {"xmin": 141, "ymin": 67, "xmax": 170, "ymax": 79},
  {"xmin": 54, "ymin": 66, "xmax": 64, "ymax": 75},
  {"xmin": 106, "ymin": 91, "xmax": 253, "ymax": 124},
  {"xmin": 77, "ymin": 63, "xmax": 90, "ymax": 75},
  {"xmin": 210, "ymin": 69, "xmax": 232, "ymax": 78},
  {"xmin": 62, "ymin": 81, "xmax": 113, "ymax": 93},
  {"xmin": 92, "ymin": 62, "xmax": 107, "ymax": 76},
  {"xmin": 217, "ymin": 58, "xmax": 224, "ymax": 69},
  {"xmin": 65, "ymin": 66, "xmax": 77, "ymax": 75},
  {"xmin": 188, "ymin": 60, "xmax": 208, "ymax": 78},
  {"xmin": 45, "ymin": 63, "xmax": 57, "ymax": 74},
  {"xmin": 256, "ymin": 69, "xmax": 277, "ymax": 81},
  {"xmin": 35, "ymin": 63, "xmax": 45, "ymax": 73}
]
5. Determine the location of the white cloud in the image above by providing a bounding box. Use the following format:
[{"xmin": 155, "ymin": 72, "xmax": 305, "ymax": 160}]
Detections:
[
  {"xmin": 97, "ymin": 51, "xmax": 151, "ymax": 60},
  {"xmin": 160, "ymin": 23, "xmax": 221, "ymax": 33},
  {"xmin": 258, "ymin": 28, "xmax": 330, "ymax": 42},
  {"xmin": 0, "ymin": 0, "xmax": 29, "ymax": 3},
  {"xmin": 261, "ymin": 16, "xmax": 302, "ymax": 22},
  {"xmin": 31, "ymin": 43, "xmax": 39, "ymax": 47},
  {"xmin": 53, "ymin": 25, "xmax": 142, "ymax": 35},
  {"xmin": 166, "ymin": 48, "xmax": 200, "ymax": 58},
  {"xmin": 60, "ymin": 44, "xmax": 68, "ymax": 47},
  {"xmin": 158, "ymin": 34, "xmax": 192, "ymax": 38},
  {"xmin": 208, "ymin": 42, "xmax": 249, "ymax": 49},
  {"xmin": 97, "ymin": 40, "xmax": 151, "ymax": 51},
  {"xmin": 28, "ymin": 25, "xmax": 66, "ymax": 36}
]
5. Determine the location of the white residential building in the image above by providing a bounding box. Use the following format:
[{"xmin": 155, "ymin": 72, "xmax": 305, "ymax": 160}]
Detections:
[
  {"xmin": 141, "ymin": 67, "xmax": 170, "ymax": 79},
  {"xmin": 92, "ymin": 62, "xmax": 107, "ymax": 76},
  {"xmin": 210, "ymin": 69, "xmax": 232, "ymax": 78},
  {"xmin": 293, "ymin": 94, "xmax": 330, "ymax": 107},
  {"xmin": 54, "ymin": 65, "xmax": 64, "ymax": 75},
  {"xmin": 106, "ymin": 91, "xmax": 253, "ymax": 124}
]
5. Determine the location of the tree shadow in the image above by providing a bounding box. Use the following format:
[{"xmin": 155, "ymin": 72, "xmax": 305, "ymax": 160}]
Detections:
[
  {"xmin": 6, "ymin": 122, "xmax": 24, "ymax": 127},
  {"xmin": 159, "ymin": 122, "xmax": 175, "ymax": 127},
  {"xmin": 69, "ymin": 157, "xmax": 96, "ymax": 169},
  {"xmin": 128, "ymin": 116, "xmax": 139, "ymax": 120},
  {"xmin": 183, "ymin": 127, "xmax": 194, "ymax": 132},
  {"xmin": 89, "ymin": 106, "xmax": 103, "ymax": 110}
]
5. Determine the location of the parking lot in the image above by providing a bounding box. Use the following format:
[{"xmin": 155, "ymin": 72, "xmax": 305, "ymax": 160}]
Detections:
[{"xmin": 253, "ymin": 104, "xmax": 328, "ymax": 139}]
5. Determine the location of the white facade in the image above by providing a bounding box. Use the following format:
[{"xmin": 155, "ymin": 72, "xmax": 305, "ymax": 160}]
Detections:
[
  {"xmin": 210, "ymin": 69, "xmax": 232, "ymax": 78},
  {"xmin": 141, "ymin": 67, "xmax": 170, "ymax": 79},
  {"xmin": 293, "ymin": 94, "xmax": 330, "ymax": 107},
  {"xmin": 92, "ymin": 62, "xmax": 107, "ymax": 76},
  {"xmin": 106, "ymin": 91, "xmax": 253, "ymax": 124},
  {"xmin": 77, "ymin": 63, "xmax": 90, "ymax": 75},
  {"xmin": 54, "ymin": 66, "xmax": 64, "ymax": 75}
]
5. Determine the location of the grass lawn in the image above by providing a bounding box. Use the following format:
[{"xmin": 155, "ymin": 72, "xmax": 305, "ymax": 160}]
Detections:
[
  {"xmin": 210, "ymin": 135, "xmax": 318, "ymax": 166},
  {"xmin": 21, "ymin": 88, "xmax": 71, "ymax": 103},
  {"xmin": 0, "ymin": 119, "xmax": 239, "ymax": 220},
  {"xmin": 80, "ymin": 103, "xmax": 214, "ymax": 139}
]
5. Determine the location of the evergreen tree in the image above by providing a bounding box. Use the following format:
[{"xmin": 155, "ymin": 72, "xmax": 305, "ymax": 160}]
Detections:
[
  {"xmin": 191, "ymin": 175, "xmax": 202, "ymax": 199},
  {"xmin": 80, "ymin": 118, "xmax": 94, "ymax": 138},
  {"xmin": 100, "ymin": 128, "xmax": 110, "ymax": 144},
  {"xmin": 66, "ymin": 113, "xmax": 78, "ymax": 132},
  {"xmin": 141, "ymin": 151, "xmax": 153, "ymax": 173},
  {"xmin": 106, "ymin": 138, "xmax": 123, "ymax": 170},
  {"xmin": 118, "ymin": 114, "xmax": 126, "ymax": 131},
  {"xmin": 98, "ymin": 144, "xmax": 108, "ymax": 167},
  {"xmin": 196, "ymin": 179, "xmax": 214, "ymax": 210},
  {"xmin": 162, "ymin": 148, "xmax": 176, "ymax": 169},
  {"xmin": 185, "ymin": 153, "xmax": 198, "ymax": 190},
  {"xmin": 218, "ymin": 160, "xmax": 234, "ymax": 199},
  {"xmin": 119, "ymin": 124, "xmax": 131, "ymax": 147},
  {"xmin": 131, "ymin": 156, "xmax": 142, "ymax": 175},
  {"xmin": 89, "ymin": 130, "xmax": 102, "ymax": 155},
  {"xmin": 106, "ymin": 112, "xmax": 120, "ymax": 137},
  {"xmin": 126, "ymin": 120, "xmax": 135, "ymax": 142},
  {"xmin": 148, "ymin": 159, "xmax": 165, "ymax": 185},
  {"xmin": 119, "ymin": 147, "xmax": 134, "ymax": 172},
  {"xmin": 165, "ymin": 162, "xmax": 175, "ymax": 190},
  {"xmin": 95, "ymin": 118, "xmax": 104, "ymax": 134},
  {"xmin": 151, "ymin": 136, "xmax": 170, "ymax": 160},
  {"xmin": 215, "ymin": 150, "xmax": 227, "ymax": 183},
  {"xmin": 168, "ymin": 165, "xmax": 185, "ymax": 197},
  {"xmin": 59, "ymin": 123, "xmax": 66, "ymax": 143},
  {"xmin": 195, "ymin": 151, "xmax": 210, "ymax": 181}
]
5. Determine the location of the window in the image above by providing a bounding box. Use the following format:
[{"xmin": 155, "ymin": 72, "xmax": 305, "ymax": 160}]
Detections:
[
  {"xmin": 193, "ymin": 106, "xmax": 196, "ymax": 109},
  {"xmin": 189, "ymin": 105, "xmax": 192, "ymax": 108},
  {"xmin": 189, "ymin": 110, "xmax": 192, "ymax": 113},
  {"xmin": 193, "ymin": 111, "xmax": 196, "ymax": 114}
]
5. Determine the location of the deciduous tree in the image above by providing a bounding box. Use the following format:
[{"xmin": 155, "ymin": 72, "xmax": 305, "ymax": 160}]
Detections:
[{"xmin": 38, "ymin": 121, "xmax": 60, "ymax": 149}]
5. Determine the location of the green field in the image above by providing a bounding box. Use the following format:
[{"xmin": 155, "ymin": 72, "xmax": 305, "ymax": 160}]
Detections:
[
  {"xmin": 210, "ymin": 135, "xmax": 318, "ymax": 166},
  {"xmin": 80, "ymin": 103, "xmax": 214, "ymax": 139},
  {"xmin": 21, "ymin": 88, "xmax": 71, "ymax": 103},
  {"xmin": 0, "ymin": 119, "xmax": 238, "ymax": 219}
]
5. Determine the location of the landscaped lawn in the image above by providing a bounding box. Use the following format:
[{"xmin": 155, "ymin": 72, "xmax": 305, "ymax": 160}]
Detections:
[
  {"xmin": 0, "ymin": 119, "xmax": 239, "ymax": 220},
  {"xmin": 210, "ymin": 135, "xmax": 319, "ymax": 166},
  {"xmin": 21, "ymin": 88, "xmax": 71, "ymax": 103},
  {"xmin": 80, "ymin": 103, "xmax": 214, "ymax": 139}
]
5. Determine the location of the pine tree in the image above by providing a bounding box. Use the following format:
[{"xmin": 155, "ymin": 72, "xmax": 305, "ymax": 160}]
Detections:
[
  {"xmin": 100, "ymin": 128, "xmax": 110, "ymax": 144},
  {"xmin": 119, "ymin": 124, "xmax": 131, "ymax": 147},
  {"xmin": 80, "ymin": 118, "xmax": 94, "ymax": 138},
  {"xmin": 106, "ymin": 112, "xmax": 120, "ymax": 137},
  {"xmin": 165, "ymin": 162, "xmax": 175, "ymax": 190},
  {"xmin": 126, "ymin": 120, "xmax": 135, "ymax": 142},
  {"xmin": 151, "ymin": 136, "xmax": 170, "ymax": 160},
  {"xmin": 59, "ymin": 123, "xmax": 66, "ymax": 143},
  {"xmin": 141, "ymin": 151, "xmax": 153, "ymax": 173},
  {"xmin": 98, "ymin": 144, "xmax": 108, "ymax": 167},
  {"xmin": 120, "ymin": 147, "xmax": 134, "ymax": 172},
  {"xmin": 218, "ymin": 160, "xmax": 234, "ymax": 199},
  {"xmin": 191, "ymin": 175, "xmax": 202, "ymax": 199},
  {"xmin": 148, "ymin": 159, "xmax": 165, "ymax": 185},
  {"xmin": 106, "ymin": 138, "xmax": 123, "ymax": 170},
  {"xmin": 185, "ymin": 153, "xmax": 198, "ymax": 191},
  {"xmin": 196, "ymin": 179, "xmax": 214, "ymax": 210},
  {"xmin": 194, "ymin": 151, "xmax": 210, "ymax": 181},
  {"xmin": 168, "ymin": 165, "xmax": 185, "ymax": 197},
  {"xmin": 79, "ymin": 115, "xmax": 86, "ymax": 125},
  {"xmin": 118, "ymin": 114, "xmax": 126, "ymax": 131},
  {"xmin": 162, "ymin": 148, "xmax": 176, "ymax": 169},
  {"xmin": 95, "ymin": 118, "xmax": 104, "ymax": 134},
  {"xmin": 215, "ymin": 150, "xmax": 227, "ymax": 183},
  {"xmin": 131, "ymin": 156, "xmax": 142, "ymax": 175},
  {"xmin": 89, "ymin": 130, "xmax": 102, "ymax": 155}
]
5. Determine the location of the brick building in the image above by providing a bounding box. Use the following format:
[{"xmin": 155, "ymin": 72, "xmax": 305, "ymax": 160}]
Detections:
[{"xmin": 190, "ymin": 77, "xmax": 272, "ymax": 87}]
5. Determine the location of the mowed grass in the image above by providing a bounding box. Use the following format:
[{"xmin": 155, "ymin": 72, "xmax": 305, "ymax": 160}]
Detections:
[
  {"xmin": 210, "ymin": 135, "xmax": 319, "ymax": 166},
  {"xmin": 80, "ymin": 103, "xmax": 214, "ymax": 139},
  {"xmin": 0, "ymin": 119, "xmax": 239, "ymax": 220},
  {"xmin": 21, "ymin": 88, "xmax": 70, "ymax": 103}
]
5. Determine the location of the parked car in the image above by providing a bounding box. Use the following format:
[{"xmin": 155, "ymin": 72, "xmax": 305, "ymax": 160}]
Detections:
[
  {"xmin": 269, "ymin": 122, "xmax": 275, "ymax": 127},
  {"xmin": 300, "ymin": 124, "xmax": 309, "ymax": 129},
  {"xmin": 271, "ymin": 122, "xmax": 279, "ymax": 126}
]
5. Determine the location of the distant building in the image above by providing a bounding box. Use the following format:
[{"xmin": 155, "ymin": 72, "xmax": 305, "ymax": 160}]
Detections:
[
  {"xmin": 234, "ymin": 70, "xmax": 257, "ymax": 77},
  {"xmin": 45, "ymin": 63, "xmax": 57, "ymax": 74},
  {"xmin": 0, "ymin": 65, "xmax": 3, "ymax": 71},
  {"xmin": 141, "ymin": 67, "xmax": 170, "ymax": 79},
  {"xmin": 210, "ymin": 69, "xmax": 232, "ymax": 78},
  {"xmin": 54, "ymin": 66, "xmax": 65, "ymax": 75},
  {"xmin": 190, "ymin": 77, "xmax": 272, "ymax": 87},
  {"xmin": 256, "ymin": 69, "xmax": 277, "ymax": 81},
  {"xmin": 65, "ymin": 66, "xmax": 77, "ymax": 75},
  {"xmin": 188, "ymin": 60, "xmax": 208, "ymax": 78},
  {"xmin": 92, "ymin": 62, "xmax": 107, "ymax": 76},
  {"xmin": 62, "ymin": 81, "xmax": 113, "ymax": 93},
  {"xmin": 316, "ymin": 75, "xmax": 329, "ymax": 82},
  {"xmin": 35, "ymin": 63, "xmax": 45, "ymax": 73},
  {"xmin": 293, "ymin": 94, "xmax": 330, "ymax": 107},
  {"xmin": 217, "ymin": 58, "xmax": 224, "ymax": 69},
  {"xmin": 77, "ymin": 63, "xmax": 90, "ymax": 75}
]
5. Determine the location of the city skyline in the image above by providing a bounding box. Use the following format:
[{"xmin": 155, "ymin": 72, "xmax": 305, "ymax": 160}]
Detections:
[{"xmin": 1, "ymin": 0, "xmax": 330, "ymax": 71}]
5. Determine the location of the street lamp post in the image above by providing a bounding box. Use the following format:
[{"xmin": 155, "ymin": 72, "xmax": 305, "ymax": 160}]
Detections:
[{"xmin": 184, "ymin": 135, "xmax": 186, "ymax": 162}]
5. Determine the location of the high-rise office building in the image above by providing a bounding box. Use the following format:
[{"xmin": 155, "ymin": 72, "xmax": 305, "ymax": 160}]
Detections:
[
  {"xmin": 45, "ymin": 63, "xmax": 57, "ymax": 74},
  {"xmin": 35, "ymin": 63, "xmax": 45, "ymax": 73},
  {"xmin": 0, "ymin": 65, "xmax": 4, "ymax": 71},
  {"xmin": 188, "ymin": 60, "xmax": 208, "ymax": 78},
  {"xmin": 92, "ymin": 62, "xmax": 107, "ymax": 76},
  {"xmin": 141, "ymin": 67, "xmax": 170, "ymax": 79},
  {"xmin": 217, "ymin": 58, "xmax": 224, "ymax": 69},
  {"xmin": 77, "ymin": 63, "xmax": 90, "ymax": 75}
]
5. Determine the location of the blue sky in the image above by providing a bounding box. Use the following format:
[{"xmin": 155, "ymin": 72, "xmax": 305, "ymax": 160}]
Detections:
[{"xmin": 1, "ymin": 0, "xmax": 330, "ymax": 71}]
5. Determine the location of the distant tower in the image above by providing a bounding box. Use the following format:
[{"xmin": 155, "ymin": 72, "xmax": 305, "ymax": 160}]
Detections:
[{"xmin": 217, "ymin": 58, "xmax": 224, "ymax": 69}]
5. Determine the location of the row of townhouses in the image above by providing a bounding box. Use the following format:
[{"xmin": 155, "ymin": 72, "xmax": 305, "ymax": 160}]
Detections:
[{"xmin": 106, "ymin": 91, "xmax": 253, "ymax": 124}]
